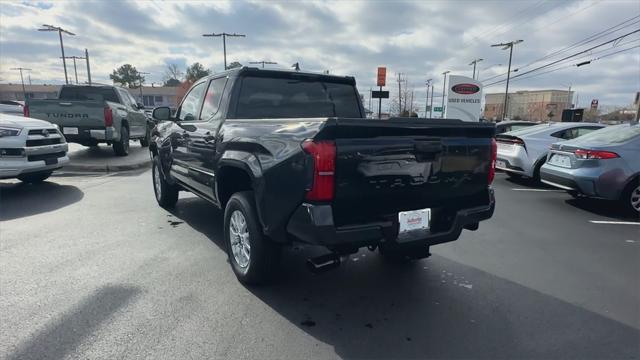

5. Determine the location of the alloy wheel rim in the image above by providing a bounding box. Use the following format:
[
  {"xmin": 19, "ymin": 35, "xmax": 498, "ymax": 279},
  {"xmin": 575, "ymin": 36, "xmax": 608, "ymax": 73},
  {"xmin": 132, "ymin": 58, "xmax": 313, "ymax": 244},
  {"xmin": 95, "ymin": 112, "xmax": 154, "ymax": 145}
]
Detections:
[
  {"xmin": 631, "ymin": 185, "xmax": 640, "ymax": 211},
  {"xmin": 229, "ymin": 210, "xmax": 250, "ymax": 268},
  {"xmin": 153, "ymin": 164, "xmax": 162, "ymax": 201}
]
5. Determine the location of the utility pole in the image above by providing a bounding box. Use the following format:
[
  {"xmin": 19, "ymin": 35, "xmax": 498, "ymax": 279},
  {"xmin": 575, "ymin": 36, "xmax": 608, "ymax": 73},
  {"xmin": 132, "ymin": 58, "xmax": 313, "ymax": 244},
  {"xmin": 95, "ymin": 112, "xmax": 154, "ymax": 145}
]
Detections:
[
  {"xmin": 425, "ymin": 79, "xmax": 432, "ymax": 117},
  {"xmin": 441, "ymin": 70, "xmax": 450, "ymax": 118},
  {"xmin": 469, "ymin": 58, "xmax": 483, "ymax": 80},
  {"xmin": 138, "ymin": 71, "xmax": 150, "ymax": 104},
  {"xmin": 430, "ymin": 84, "xmax": 435, "ymax": 118},
  {"xmin": 38, "ymin": 24, "xmax": 75, "ymax": 84},
  {"xmin": 85, "ymin": 49, "xmax": 92, "ymax": 85},
  {"xmin": 202, "ymin": 32, "xmax": 246, "ymax": 70},
  {"xmin": 249, "ymin": 61, "xmax": 277, "ymax": 68},
  {"xmin": 409, "ymin": 90, "xmax": 414, "ymax": 115},
  {"xmin": 491, "ymin": 40, "xmax": 523, "ymax": 121},
  {"xmin": 368, "ymin": 87, "xmax": 372, "ymax": 116},
  {"xmin": 10, "ymin": 67, "xmax": 31, "ymax": 100},
  {"xmin": 28, "ymin": 74, "xmax": 32, "ymax": 85},
  {"xmin": 396, "ymin": 73, "xmax": 403, "ymax": 116},
  {"xmin": 61, "ymin": 55, "xmax": 85, "ymax": 84}
]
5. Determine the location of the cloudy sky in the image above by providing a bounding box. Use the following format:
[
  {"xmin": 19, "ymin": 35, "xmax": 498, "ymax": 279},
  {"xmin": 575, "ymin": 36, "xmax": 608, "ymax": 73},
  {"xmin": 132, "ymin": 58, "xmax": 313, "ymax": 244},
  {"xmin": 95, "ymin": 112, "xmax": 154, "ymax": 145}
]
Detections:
[{"xmin": 1, "ymin": 0, "xmax": 639, "ymax": 113}]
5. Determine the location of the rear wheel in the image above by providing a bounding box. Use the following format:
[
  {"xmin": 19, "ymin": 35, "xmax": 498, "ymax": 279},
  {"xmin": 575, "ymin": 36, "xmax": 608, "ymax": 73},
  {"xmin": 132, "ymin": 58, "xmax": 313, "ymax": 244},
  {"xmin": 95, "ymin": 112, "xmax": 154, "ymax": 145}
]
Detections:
[
  {"xmin": 113, "ymin": 126, "xmax": 130, "ymax": 156},
  {"xmin": 622, "ymin": 181, "xmax": 640, "ymax": 216},
  {"xmin": 224, "ymin": 191, "xmax": 280, "ymax": 285},
  {"xmin": 506, "ymin": 172, "xmax": 522, "ymax": 180},
  {"xmin": 152, "ymin": 157, "xmax": 179, "ymax": 209},
  {"xmin": 533, "ymin": 159, "xmax": 546, "ymax": 183},
  {"xmin": 18, "ymin": 171, "xmax": 52, "ymax": 184},
  {"xmin": 140, "ymin": 126, "xmax": 150, "ymax": 147}
]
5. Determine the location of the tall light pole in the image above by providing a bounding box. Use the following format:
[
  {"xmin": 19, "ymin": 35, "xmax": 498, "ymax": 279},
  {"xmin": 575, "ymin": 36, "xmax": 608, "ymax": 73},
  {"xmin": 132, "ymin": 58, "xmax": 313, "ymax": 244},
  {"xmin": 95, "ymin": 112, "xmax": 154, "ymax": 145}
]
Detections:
[
  {"xmin": 138, "ymin": 71, "xmax": 150, "ymax": 104},
  {"xmin": 249, "ymin": 61, "xmax": 277, "ymax": 68},
  {"xmin": 10, "ymin": 67, "xmax": 31, "ymax": 100},
  {"xmin": 491, "ymin": 39, "xmax": 523, "ymax": 121},
  {"xmin": 469, "ymin": 58, "xmax": 483, "ymax": 80},
  {"xmin": 441, "ymin": 70, "xmax": 450, "ymax": 118},
  {"xmin": 85, "ymin": 49, "xmax": 92, "ymax": 85},
  {"xmin": 61, "ymin": 55, "xmax": 85, "ymax": 84},
  {"xmin": 202, "ymin": 32, "xmax": 246, "ymax": 70},
  {"xmin": 429, "ymin": 83, "xmax": 435, "ymax": 118},
  {"xmin": 38, "ymin": 24, "xmax": 75, "ymax": 84},
  {"xmin": 425, "ymin": 78, "xmax": 432, "ymax": 117}
]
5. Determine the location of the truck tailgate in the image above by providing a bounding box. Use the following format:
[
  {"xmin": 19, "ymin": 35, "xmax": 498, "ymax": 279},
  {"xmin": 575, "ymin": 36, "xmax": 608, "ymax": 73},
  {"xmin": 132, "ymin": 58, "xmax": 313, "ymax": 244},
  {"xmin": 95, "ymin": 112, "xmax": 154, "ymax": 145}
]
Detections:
[
  {"xmin": 27, "ymin": 99, "xmax": 107, "ymax": 128},
  {"xmin": 318, "ymin": 118, "xmax": 495, "ymax": 226}
]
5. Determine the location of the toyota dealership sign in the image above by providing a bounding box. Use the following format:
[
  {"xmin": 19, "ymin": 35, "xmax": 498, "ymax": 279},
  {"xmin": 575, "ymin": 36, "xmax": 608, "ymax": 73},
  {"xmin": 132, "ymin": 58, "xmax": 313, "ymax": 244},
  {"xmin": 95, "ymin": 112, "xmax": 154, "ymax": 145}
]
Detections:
[{"xmin": 445, "ymin": 75, "xmax": 483, "ymax": 122}]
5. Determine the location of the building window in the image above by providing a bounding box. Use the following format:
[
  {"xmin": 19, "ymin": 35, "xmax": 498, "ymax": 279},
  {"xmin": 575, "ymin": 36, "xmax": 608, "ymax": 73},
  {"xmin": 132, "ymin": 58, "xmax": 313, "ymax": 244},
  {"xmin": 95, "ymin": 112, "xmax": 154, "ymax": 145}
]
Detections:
[
  {"xmin": 142, "ymin": 95, "xmax": 155, "ymax": 107},
  {"xmin": 154, "ymin": 96, "xmax": 163, "ymax": 103}
]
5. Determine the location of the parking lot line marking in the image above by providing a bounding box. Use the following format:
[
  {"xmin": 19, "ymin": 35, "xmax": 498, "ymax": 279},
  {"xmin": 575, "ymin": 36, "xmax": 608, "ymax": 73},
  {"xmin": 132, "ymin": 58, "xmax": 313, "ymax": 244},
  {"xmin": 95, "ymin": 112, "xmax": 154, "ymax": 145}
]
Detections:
[
  {"xmin": 589, "ymin": 220, "xmax": 640, "ymax": 226},
  {"xmin": 511, "ymin": 188, "xmax": 564, "ymax": 192}
]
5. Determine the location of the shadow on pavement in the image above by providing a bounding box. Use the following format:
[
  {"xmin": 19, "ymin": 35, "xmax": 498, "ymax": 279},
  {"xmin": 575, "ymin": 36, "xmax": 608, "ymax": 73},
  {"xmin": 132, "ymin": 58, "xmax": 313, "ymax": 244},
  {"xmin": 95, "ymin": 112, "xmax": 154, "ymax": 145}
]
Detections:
[
  {"xmin": 170, "ymin": 196, "xmax": 640, "ymax": 359},
  {"xmin": 7, "ymin": 285, "xmax": 140, "ymax": 360},
  {"xmin": 0, "ymin": 181, "xmax": 84, "ymax": 221},
  {"xmin": 565, "ymin": 197, "xmax": 637, "ymax": 221},
  {"xmin": 503, "ymin": 174, "xmax": 556, "ymax": 189}
]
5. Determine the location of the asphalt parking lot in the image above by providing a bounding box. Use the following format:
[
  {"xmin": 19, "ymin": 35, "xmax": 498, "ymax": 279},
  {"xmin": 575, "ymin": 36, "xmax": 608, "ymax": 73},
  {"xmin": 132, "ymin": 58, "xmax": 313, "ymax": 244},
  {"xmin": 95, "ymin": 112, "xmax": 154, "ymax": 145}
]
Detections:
[{"xmin": 0, "ymin": 171, "xmax": 638, "ymax": 359}]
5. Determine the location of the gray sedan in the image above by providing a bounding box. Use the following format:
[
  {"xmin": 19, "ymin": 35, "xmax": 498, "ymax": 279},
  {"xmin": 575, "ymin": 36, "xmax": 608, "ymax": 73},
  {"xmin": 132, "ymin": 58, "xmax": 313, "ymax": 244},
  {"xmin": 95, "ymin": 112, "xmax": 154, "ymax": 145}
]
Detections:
[
  {"xmin": 496, "ymin": 122, "xmax": 606, "ymax": 181},
  {"xmin": 540, "ymin": 123, "xmax": 640, "ymax": 214}
]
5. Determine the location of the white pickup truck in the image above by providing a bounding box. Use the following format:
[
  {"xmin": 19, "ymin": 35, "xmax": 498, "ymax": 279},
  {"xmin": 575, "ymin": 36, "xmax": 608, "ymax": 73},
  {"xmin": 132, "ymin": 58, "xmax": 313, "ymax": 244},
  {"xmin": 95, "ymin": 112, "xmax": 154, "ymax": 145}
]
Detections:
[{"xmin": 0, "ymin": 113, "xmax": 69, "ymax": 183}]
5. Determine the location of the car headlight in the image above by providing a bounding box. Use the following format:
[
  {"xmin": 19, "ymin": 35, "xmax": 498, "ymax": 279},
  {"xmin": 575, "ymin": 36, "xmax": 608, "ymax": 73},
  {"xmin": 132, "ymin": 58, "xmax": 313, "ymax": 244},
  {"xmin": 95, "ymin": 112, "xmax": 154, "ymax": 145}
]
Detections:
[{"xmin": 0, "ymin": 126, "xmax": 21, "ymax": 137}]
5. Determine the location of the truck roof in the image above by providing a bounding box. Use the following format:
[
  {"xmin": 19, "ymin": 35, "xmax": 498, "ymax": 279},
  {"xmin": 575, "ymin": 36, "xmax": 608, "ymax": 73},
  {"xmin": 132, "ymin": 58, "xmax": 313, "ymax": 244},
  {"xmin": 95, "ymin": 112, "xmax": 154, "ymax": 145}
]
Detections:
[{"xmin": 206, "ymin": 66, "xmax": 356, "ymax": 85}]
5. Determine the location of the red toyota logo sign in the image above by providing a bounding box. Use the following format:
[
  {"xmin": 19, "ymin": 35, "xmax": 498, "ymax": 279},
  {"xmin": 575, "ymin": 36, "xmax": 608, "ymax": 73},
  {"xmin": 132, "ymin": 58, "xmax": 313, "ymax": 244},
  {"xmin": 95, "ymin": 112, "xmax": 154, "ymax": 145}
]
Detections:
[{"xmin": 451, "ymin": 83, "xmax": 480, "ymax": 94}]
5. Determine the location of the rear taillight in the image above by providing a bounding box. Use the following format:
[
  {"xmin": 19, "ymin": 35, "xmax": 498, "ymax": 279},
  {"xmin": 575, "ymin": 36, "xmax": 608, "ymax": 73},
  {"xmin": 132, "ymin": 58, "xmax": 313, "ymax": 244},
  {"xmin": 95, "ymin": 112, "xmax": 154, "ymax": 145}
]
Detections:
[
  {"xmin": 302, "ymin": 139, "xmax": 336, "ymax": 201},
  {"xmin": 574, "ymin": 149, "xmax": 619, "ymax": 159},
  {"xmin": 488, "ymin": 138, "xmax": 497, "ymax": 185},
  {"xmin": 104, "ymin": 107, "xmax": 113, "ymax": 127},
  {"xmin": 23, "ymin": 105, "xmax": 29, "ymax": 117}
]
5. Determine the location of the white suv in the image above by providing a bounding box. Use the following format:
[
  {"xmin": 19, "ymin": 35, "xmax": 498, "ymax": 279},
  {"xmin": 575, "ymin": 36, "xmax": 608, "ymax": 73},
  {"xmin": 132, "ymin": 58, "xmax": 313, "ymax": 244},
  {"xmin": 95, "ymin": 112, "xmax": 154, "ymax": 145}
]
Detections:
[{"xmin": 0, "ymin": 113, "xmax": 69, "ymax": 183}]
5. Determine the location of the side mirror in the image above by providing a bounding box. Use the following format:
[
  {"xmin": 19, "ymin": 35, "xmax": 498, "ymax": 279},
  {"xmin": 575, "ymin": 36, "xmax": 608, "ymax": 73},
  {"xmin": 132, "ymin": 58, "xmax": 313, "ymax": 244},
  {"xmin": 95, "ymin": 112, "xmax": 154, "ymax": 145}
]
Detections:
[
  {"xmin": 137, "ymin": 102, "xmax": 145, "ymax": 110},
  {"xmin": 152, "ymin": 106, "xmax": 172, "ymax": 121}
]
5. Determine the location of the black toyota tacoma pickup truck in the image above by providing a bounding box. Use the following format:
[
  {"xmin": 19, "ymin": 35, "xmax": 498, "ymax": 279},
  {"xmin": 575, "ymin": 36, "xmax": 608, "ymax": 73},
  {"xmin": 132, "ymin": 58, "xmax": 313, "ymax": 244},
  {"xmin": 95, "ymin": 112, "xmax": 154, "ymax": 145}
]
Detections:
[{"xmin": 150, "ymin": 67, "xmax": 496, "ymax": 284}]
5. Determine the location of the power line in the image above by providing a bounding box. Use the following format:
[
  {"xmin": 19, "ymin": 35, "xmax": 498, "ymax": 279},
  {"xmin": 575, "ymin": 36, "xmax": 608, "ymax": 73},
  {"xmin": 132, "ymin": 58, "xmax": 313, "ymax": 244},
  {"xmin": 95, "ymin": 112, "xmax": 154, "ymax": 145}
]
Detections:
[
  {"xmin": 485, "ymin": 44, "xmax": 640, "ymax": 87},
  {"xmin": 484, "ymin": 28, "xmax": 640, "ymax": 86},
  {"xmin": 520, "ymin": 14, "xmax": 640, "ymax": 70}
]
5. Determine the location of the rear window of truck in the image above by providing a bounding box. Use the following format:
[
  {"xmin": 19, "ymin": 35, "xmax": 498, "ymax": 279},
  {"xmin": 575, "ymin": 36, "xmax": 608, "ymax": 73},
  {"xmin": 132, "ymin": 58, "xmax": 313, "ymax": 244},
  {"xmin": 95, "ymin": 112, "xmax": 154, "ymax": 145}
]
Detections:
[
  {"xmin": 234, "ymin": 76, "xmax": 362, "ymax": 119},
  {"xmin": 59, "ymin": 86, "xmax": 120, "ymax": 103}
]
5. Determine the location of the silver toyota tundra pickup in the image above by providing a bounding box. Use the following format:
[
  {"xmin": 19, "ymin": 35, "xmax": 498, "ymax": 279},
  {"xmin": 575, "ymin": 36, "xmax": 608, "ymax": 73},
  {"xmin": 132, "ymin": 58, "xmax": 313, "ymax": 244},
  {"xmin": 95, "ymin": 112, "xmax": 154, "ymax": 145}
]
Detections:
[{"xmin": 0, "ymin": 113, "xmax": 69, "ymax": 183}]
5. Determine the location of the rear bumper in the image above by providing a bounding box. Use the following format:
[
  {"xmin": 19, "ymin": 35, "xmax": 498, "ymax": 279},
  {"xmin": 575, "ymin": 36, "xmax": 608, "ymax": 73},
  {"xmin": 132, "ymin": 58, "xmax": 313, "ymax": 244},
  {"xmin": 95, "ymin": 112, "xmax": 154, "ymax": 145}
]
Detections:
[
  {"xmin": 63, "ymin": 126, "xmax": 117, "ymax": 143},
  {"xmin": 286, "ymin": 188, "xmax": 495, "ymax": 248},
  {"xmin": 540, "ymin": 164, "xmax": 622, "ymax": 200}
]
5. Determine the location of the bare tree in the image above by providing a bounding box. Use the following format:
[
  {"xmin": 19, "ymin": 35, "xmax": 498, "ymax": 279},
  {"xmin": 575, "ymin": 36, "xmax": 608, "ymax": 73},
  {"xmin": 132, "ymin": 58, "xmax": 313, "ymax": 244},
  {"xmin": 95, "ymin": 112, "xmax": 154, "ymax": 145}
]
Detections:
[{"xmin": 164, "ymin": 63, "xmax": 184, "ymax": 85}]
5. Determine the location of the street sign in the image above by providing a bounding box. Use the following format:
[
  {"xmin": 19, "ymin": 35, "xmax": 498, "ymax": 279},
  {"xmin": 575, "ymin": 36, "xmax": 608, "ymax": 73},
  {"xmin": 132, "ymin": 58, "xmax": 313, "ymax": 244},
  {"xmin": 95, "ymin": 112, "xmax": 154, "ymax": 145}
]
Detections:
[
  {"xmin": 590, "ymin": 99, "xmax": 598, "ymax": 110},
  {"xmin": 377, "ymin": 67, "xmax": 386, "ymax": 87},
  {"xmin": 434, "ymin": 106, "xmax": 444, "ymax": 112},
  {"xmin": 372, "ymin": 90, "xmax": 389, "ymax": 99}
]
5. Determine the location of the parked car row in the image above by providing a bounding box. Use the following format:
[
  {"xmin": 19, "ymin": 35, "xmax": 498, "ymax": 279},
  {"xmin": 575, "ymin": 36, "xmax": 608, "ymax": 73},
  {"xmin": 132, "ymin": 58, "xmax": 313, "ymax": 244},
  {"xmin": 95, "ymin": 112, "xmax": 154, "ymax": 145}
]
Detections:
[
  {"xmin": 540, "ymin": 123, "xmax": 640, "ymax": 214},
  {"xmin": 496, "ymin": 121, "xmax": 639, "ymax": 215}
]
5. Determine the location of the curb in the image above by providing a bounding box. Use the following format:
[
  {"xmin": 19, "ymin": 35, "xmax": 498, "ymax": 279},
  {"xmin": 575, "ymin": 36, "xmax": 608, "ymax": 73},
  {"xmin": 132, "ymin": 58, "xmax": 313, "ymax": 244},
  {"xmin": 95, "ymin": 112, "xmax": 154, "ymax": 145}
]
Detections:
[{"xmin": 62, "ymin": 158, "xmax": 151, "ymax": 173}]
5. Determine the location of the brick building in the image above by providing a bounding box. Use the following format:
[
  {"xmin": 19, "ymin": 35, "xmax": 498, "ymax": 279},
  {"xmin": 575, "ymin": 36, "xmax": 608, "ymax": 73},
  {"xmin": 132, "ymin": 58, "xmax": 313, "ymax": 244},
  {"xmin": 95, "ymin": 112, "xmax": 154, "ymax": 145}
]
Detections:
[{"xmin": 484, "ymin": 89, "xmax": 574, "ymax": 122}]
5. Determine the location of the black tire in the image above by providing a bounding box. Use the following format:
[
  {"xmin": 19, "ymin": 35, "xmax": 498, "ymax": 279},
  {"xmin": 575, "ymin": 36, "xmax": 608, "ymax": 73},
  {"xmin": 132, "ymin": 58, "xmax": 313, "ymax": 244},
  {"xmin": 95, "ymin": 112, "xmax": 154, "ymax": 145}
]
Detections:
[
  {"xmin": 533, "ymin": 159, "xmax": 546, "ymax": 183},
  {"xmin": 224, "ymin": 191, "xmax": 280, "ymax": 285},
  {"xmin": 567, "ymin": 190, "xmax": 581, "ymax": 199},
  {"xmin": 379, "ymin": 242, "xmax": 430, "ymax": 264},
  {"xmin": 152, "ymin": 157, "xmax": 179, "ymax": 209},
  {"xmin": 17, "ymin": 171, "xmax": 52, "ymax": 184},
  {"xmin": 621, "ymin": 180, "xmax": 640, "ymax": 216},
  {"xmin": 140, "ymin": 126, "xmax": 150, "ymax": 147},
  {"xmin": 506, "ymin": 172, "xmax": 522, "ymax": 180},
  {"xmin": 113, "ymin": 125, "xmax": 130, "ymax": 156}
]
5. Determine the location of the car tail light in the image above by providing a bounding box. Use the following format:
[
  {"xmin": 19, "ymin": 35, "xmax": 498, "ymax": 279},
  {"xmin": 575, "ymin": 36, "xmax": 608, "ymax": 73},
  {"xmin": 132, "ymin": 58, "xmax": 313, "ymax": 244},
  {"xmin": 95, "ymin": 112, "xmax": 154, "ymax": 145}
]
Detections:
[
  {"xmin": 104, "ymin": 107, "xmax": 113, "ymax": 127},
  {"xmin": 23, "ymin": 104, "xmax": 29, "ymax": 117},
  {"xmin": 302, "ymin": 139, "xmax": 336, "ymax": 201},
  {"xmin": 574, "ymin": 149, "xmax": 619, "ymax": 159},
  {"xmin": 488, "ymin": 138, "xmax": 497, "ymax": 185}
]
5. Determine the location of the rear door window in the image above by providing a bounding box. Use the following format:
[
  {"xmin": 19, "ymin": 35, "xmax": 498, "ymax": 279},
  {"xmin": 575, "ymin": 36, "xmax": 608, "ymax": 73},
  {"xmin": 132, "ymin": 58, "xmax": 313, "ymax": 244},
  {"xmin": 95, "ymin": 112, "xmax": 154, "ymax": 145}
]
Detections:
[
  {"xmin": 200, "ymin": 77, "xmax": 227, "ymax": 120},
  {"xmin": 233, "ymin": 76, "xmax": 362, "ymax": 118}
]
